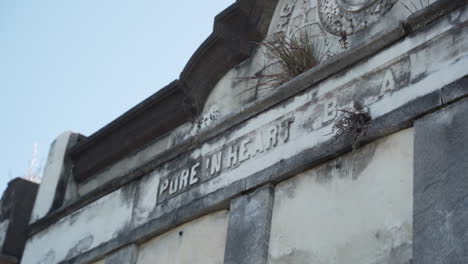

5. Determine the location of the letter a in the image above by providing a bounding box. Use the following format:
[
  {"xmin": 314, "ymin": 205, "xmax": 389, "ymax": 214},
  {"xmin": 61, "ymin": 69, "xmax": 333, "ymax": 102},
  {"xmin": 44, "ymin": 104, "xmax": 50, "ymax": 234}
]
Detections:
[{"xmin": 380, "ymin": 69, "xmax": 396, "ymax": 96}]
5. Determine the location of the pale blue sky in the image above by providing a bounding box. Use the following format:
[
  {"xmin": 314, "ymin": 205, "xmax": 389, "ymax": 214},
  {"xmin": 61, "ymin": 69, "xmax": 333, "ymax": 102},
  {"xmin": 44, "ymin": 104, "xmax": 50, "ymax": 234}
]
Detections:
[{"xmin": 0, "ymin": 0, "xmax": 234, "ymax": 194}]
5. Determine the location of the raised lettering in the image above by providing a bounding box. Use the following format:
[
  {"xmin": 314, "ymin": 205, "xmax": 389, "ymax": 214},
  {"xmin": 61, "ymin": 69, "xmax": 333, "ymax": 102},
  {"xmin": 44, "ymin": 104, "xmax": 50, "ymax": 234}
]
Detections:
[
  {"xmin": 179, "ymin": 169, "xmax": 189, "ymax": 189},
  {"xmin": 226, "ymin": 144, "xmax": 239, "ymax": 168},
  {"xmin": 380, "ymin": 69, "xmax": 396, "ymax": 96},
  {"xmin": 189, "ymin": 162, "xmax": 200, "ymax": 185},
  {"xmin": 160, "ymin": 179, "xmax": 169, "ymax": 195},
  {"xmin": 210, "ymin": 152, "xmax": 223, "ymax": 176},
  {"xmin": 239, "ymin": 138, "xmax": 251, "ymax": 162},
  {"xmin": 266, "ymin": 125, "xmax": 278, "ymax": 150},
  {"xmin": 252, "ymin": 132, "xmax": 264, "ymax": 157},
  {"xmin": 279, "ymin": 117, "xmax": 294, "ymax": 143},
  {"xmin": 323, "ymin": 98, "xmax": 337, "ymax": 123},
  {"xmin": 169, "ymin": 178, "xmax": 179, "ymax": 195}
]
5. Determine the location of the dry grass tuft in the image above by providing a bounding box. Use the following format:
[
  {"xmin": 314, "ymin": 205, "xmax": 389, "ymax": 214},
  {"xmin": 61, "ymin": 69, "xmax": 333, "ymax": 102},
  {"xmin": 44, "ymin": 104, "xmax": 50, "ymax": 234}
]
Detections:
[
  {"xmin": 400, "ymin": 0, "xmax": 431, "ymax": 14},
  {"xmin": 239, "ymin": 29, "xmax": 333, "ymax": 95},
  {"xmin": 332, "ymin": 102, "xmax": 371, "ymax": 150}
]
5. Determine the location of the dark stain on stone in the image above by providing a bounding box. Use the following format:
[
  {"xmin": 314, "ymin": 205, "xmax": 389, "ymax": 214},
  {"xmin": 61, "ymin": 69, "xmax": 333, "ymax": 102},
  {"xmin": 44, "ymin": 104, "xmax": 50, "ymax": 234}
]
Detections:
[
  {"xmin": 300, "ymin": 106, "xmax": 322, "ymax": 132},
  {"xmin": 65, "ymin": 235, "xmax": 94, "ymax": 259},
  {"xmin": 67, "ymin": 210, "xmax": 82, "ymax": 226},
  {"xmin": 119, "ymin": 181, "xmax": 137, "ymax": 207},
  {"xmin": 410, "ymin": 71, "xmax": 429, "ymax": 85},
  {"xmin": 375, "ymin": 230, "xmax": 381, "ymax": 239},
  {"xmin": 38, "ymin": 250, "xmax": 56, "ymax": 264},
  {"xmin": 114, "ymin": 217, "xmax": 134, "ymax": 238},
  {"xmin": 270, "ymin": 249, "xmax": 318, "ymax": 264},
  {"xmin": 388, "ymin": 243, "xmax": 412, "ymax": 264},
  {"xmin": 311, "ymin": 140, "xmax": 375, "ymax": 183},
  {"xmin": 281, "ymin": 177, "xmax": 298, "ymax": 200},
  {"xmin": 315, "ymin": 161, "xmax": 335, "ymax": 184},
  {"xmin": 351, "ymin": 142, "xmax": 377, "ymax": 180}
]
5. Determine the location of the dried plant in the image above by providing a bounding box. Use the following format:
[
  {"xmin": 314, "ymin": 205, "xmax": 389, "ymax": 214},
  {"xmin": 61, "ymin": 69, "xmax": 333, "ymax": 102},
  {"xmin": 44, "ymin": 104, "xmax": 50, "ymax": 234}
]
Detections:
[
  {"xmin": 239, "ymin": 29, "xmax": 334, "ymax": 96},
  {"xmin": 400, "ymin": 0, "xmax": 431, "ymax": 14},
  {"xmin": 24, "ymin": 143, "xmax": 42, "ymax": 183},
  {"xmin": 332, "ymin": 102, "xmax": 371, "ymax": 150}
]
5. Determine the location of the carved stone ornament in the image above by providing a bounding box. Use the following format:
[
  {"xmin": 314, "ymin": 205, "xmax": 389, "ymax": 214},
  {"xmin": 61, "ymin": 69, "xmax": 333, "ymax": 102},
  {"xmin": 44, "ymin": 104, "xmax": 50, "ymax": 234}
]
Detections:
[{"xmin": 317, "ymin": 0, "xmax": 399, "ymax": 36}]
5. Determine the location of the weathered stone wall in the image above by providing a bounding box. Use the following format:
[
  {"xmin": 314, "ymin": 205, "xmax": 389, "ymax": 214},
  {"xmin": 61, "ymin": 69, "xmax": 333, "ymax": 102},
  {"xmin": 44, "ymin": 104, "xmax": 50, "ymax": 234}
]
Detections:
[
  {"xmin": 269, "ymin": 129, "xmax": 413, "ymax": 264},
  {"xmin": 19, "ymin": 1, "xmax": 468, "ymax": 264},
  {"xmin": 414, "ymin": 98, "xmax": 468, "ymax": 263},
  {"xmin": 136, "ymin": 211, "xmax": 229, "ymax": 264},
  {"xmin": 22, "ymin": 184, "xmax": 136, "ymax": 264}
]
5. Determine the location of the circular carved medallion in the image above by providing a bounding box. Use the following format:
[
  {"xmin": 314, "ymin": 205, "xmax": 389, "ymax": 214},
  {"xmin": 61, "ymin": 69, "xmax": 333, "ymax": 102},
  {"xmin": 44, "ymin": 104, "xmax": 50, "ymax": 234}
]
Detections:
[{"xmin": 318, "ymin": 0, "xmax": 398, "ymax": 36}]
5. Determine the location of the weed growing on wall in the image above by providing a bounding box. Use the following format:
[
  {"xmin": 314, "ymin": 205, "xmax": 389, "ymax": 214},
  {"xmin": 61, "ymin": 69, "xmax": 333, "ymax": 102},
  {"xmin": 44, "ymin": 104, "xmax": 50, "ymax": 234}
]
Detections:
[
  {"xmin": 332, "ymin": 102, "xmax": 371, "ymax": 150},
  {"xmin": 240, "ymin": 29, "xmax": 334, "ymax": 96}
]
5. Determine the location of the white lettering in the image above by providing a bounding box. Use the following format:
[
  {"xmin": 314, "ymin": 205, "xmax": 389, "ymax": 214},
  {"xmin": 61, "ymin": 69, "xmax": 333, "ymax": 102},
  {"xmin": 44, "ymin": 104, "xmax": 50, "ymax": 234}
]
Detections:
[
  {"xmin": 279, "ymin": 118, "xmax": 294, "ymax": 143},
  {"xmin": 380, "ymin": 69, "xmax": 396, "ymax": 96},
  {"xmin": 323, "ymin": 98, "xmax": 337, "ymax": 123},
  {"xmin": 226, "ymin": 144, "xmax": 239, "ymax": 168},
  {"xmin": 239, "ymin": 138, "xmax": 251, "ymax": 162},
  {"xmin": 160, "ymin": 179, "xmax": 169, "ymax": 194},
  {"xmin": 252, "ymin": 132, "xmax": 264, "ymax": 157},
  {"xmin": 179, "ymin": 169, "xmax": 189, "ymax": 189},
  {"xmin": 169, "ymin": 178, "xmax": 179, "ymax": 195},
  {"xmin": 210, "ymin": 152, "xmax": 223, "ymax": 176},
  {"xmin": 189, "ymin": 162, "xmax": 200, "ymax": 185},
  {"xmin": 266, "ymin": 125, "xmax": 278, "ymax": 150}
]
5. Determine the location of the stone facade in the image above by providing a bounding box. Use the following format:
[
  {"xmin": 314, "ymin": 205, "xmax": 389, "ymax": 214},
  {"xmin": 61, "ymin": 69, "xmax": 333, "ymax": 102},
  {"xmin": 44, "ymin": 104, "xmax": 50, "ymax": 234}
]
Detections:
[{"xmin": 2, "ymin": 0, "xmax": 467, "ymax": 263}]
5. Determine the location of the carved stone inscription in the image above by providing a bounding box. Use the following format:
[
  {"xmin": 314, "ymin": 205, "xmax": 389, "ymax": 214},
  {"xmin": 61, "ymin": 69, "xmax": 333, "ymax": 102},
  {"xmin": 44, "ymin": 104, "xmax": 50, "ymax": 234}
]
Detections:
[
  {"xmin": 157, "ymin": 54, "xmax": 410, "ymax": 205},
  {"xmin": 158, "ymin": 115, "xmax": 295, "ymax": 203}
]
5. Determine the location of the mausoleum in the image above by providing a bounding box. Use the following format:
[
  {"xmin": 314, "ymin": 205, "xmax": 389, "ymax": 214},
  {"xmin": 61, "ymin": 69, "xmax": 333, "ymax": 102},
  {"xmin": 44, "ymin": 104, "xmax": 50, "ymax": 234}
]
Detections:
[{"xmin": 1, "ymin": 0, "xmax": 468, "ymax": 263}]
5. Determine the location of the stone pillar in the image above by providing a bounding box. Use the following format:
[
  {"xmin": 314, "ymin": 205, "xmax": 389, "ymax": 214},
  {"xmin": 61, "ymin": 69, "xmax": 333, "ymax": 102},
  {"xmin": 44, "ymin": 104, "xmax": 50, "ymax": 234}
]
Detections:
[
  {"xmin": 223, "ymin": 185, "xmax": 274, "ymax": 264},
  {"xmin": 414, "ymin": 98, "xmax": 468, "ymax": 263},
  {"xmin": 30, "ymin": 132, "xmax": 83, "ymax": 223}
]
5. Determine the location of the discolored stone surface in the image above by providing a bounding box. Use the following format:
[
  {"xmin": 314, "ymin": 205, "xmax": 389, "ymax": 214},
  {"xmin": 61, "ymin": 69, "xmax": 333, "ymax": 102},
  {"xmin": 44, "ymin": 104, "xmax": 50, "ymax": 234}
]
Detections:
[
  {"xmin": 414, "ymin": 98, "xmax": 468, "ymax": 264},
  {"xmin": 105, "ymin": 244, "xmax": 138, "ymax": 264},
  {"xmin": 224, "ymin": 185, "xmax": 274, "ymax": 264}
]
